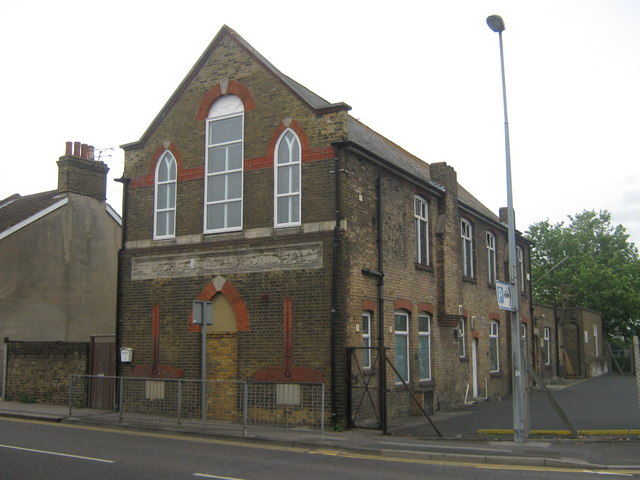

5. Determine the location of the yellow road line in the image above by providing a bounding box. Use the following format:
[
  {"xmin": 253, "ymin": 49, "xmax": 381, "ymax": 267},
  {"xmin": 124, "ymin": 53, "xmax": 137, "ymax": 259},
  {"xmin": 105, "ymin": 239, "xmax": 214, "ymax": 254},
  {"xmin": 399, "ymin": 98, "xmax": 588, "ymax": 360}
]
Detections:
[{"xmin": 2, "ymin": 417, "xmax": 639, "ymax": 476}]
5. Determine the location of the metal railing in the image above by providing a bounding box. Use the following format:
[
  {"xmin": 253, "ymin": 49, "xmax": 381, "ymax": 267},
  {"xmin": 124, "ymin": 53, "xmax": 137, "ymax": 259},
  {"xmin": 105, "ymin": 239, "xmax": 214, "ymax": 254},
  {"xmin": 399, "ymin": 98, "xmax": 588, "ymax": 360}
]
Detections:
[{"xmin": 69, "ymin": 376, "xmax": 325, "ymax": 437}]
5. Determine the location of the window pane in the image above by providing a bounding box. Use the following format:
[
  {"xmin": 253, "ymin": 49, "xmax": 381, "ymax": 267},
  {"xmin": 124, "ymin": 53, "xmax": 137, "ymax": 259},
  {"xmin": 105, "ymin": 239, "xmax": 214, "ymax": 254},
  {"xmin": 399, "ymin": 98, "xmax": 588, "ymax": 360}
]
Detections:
[
  {"xmin": 227, "ymin": 172, "xmax": 242, "ymax": 200},
  {"xmin": 277, "ymin": 197, "xmax": 289, "ymax": 224},
  {"xmin": 277, "ymin": 165, "xmax": 291, "ymax": 194},
  {"xmin": 290, "ymin": 195, "xmax": 300, "ymax": 222},
  {"xmin": 157, "ymin": 184, "xmax": 168, "ymax": 209},
  {"xmin": 207, "ymin": 204, "xmax": 224, "ymax": 230},
  {"xmin": 166, "ymin": 210, "xmax": 175, "ymax": 235},
  {"xmin": 419, "ymin": 315, "xmax": 429, "ymax": 332},
  {"xmin": 228, "ymin": 143, "xmax": 242, "ymax": 170},
  {"xmin": 362, "ymin": 315, "xmax": 370, "ymax": 334},
  {"xmin": 209, "ymin": 147, "xmax": 226, "ymax": 173},
  {"xmin": 227, "ymin": 201, "xmax": 242, "ymax": 227},
  {"xmin": 490, "ymin": 338, "xmax": 498, "ymax": 371},
  {"xmin": 419, "ymin": 336, "xmax": 430, "ymax": 379},
  {"xmin": 395, "ymin": 335, "xmax": 408, "ymax": 381},
  {"xmin": 394, "ymin": 314, "xmax": 407, "ymax": 331},
  {"xmin": 166, "ymin": 183, "xmax": 176, "ymax": 208},
  {"xmin": 290, "ymin": 164, "xmax": 299, "ymax": 192},
  {"xmin": 158, "ymin": 158, "xmax": 169, "ymax": 182},
  {"xmin": 156, "ymin": 212, "xmax": 167, "ymax": 236},
  {"xmin": 277, "ymin": 138, "xmax": 290, "ymax": 165},
  {"xmin": 291, "ymin": 137, "xmax": 300, "ymax": 162},
  {"xmin": 209, "ymin": 116, "xmax": 242, "ymax": 144},
  {"xmin": 207, "ymin": 175, "xmax": 226, "ymax": 202}
]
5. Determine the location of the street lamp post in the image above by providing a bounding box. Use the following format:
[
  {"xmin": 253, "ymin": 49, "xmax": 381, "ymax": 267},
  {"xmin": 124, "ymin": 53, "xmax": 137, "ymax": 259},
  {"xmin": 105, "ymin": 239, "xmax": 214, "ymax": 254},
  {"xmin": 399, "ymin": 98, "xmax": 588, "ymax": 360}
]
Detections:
[{"xmin": 486, "ymin": 14, "xmax": 529, "ymax": 443}]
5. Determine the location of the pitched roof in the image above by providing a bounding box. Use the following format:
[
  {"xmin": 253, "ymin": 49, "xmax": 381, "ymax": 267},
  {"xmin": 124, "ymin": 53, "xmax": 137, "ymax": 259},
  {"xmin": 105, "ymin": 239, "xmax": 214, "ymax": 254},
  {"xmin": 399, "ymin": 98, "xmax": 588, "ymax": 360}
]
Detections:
[
  {"xmin": 0, "ymin": 191, "xmax": 65, "ymax": 232},
  {"xmin": 122, "ymin": 25, "xmax": 502, "ymax": 226}
]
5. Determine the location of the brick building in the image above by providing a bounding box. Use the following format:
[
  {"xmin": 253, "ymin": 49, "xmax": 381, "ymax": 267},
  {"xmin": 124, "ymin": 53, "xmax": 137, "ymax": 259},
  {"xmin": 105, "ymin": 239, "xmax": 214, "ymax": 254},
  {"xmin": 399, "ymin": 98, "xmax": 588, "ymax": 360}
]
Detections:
[{"xmin": 117, "ymin": 26, "xmax": 531, "ymax": 426}]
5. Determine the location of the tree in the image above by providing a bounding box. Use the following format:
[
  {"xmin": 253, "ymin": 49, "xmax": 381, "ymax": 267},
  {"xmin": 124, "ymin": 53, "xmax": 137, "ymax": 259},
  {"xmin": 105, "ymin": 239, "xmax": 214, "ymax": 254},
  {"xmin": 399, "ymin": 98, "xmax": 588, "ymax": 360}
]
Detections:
[{"xmin": 526, "ymin": 210, "xmax": 640, "ymax": 340}]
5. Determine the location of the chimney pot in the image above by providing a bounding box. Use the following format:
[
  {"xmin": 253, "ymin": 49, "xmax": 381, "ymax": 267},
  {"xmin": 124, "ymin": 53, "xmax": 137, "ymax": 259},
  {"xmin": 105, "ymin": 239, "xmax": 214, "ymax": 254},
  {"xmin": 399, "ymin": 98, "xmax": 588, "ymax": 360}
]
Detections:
[
  {"xmin": 65, "ymin": 142, "xmax": 73, "ymax": 155},
  {"xmin": 73, "ymin": 141, "xmax": 81, "ymax": 156},
  {"xmin": 88, "ymin": 145, "xmax": 95, "ymax": 161},
  {"xmin": 81, "ymin": 143, "xmax": 89, "ymax": 159}
]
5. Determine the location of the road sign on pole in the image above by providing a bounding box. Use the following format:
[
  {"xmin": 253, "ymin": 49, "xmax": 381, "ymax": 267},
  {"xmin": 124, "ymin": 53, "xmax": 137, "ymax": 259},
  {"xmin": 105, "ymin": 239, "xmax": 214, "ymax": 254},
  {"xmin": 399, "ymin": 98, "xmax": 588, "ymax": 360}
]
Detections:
[{"xmin": 496, "ymin": 281, "xmax": 516, "ymax": 311}]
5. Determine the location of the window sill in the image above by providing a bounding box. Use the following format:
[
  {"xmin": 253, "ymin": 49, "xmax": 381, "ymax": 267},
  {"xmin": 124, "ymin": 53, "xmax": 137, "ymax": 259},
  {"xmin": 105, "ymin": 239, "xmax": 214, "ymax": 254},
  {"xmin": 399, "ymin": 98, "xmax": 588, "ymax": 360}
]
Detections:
[
  {"xmin": 418, "ymin": 380, "xmax": 435, "ymax": 389},
  {"xmin": 462, "ymin": 276, "xmax": 477, "ymax": 284},
  {"xmin": 415, "ymin": 263, "xmax": 434, "ymax": 273},
  {"xmin": 490, "ymin": 371, "xmax": 503, "ymax": 378},
  {"xmin": 459, "ymin": 356, "xmax": 469, "ymax": 363}
]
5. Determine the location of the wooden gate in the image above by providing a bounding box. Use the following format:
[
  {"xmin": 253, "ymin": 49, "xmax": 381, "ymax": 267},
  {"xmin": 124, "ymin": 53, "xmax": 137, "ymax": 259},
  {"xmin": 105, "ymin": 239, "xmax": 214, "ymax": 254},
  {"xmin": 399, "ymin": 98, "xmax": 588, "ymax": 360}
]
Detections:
[
  {"xmin": 347, "ymin": 347, "xmax": 382, "ymax": 429},
  {"xmin": 89, "ymin": 337, "xmax": 116, "ymax": 409}
]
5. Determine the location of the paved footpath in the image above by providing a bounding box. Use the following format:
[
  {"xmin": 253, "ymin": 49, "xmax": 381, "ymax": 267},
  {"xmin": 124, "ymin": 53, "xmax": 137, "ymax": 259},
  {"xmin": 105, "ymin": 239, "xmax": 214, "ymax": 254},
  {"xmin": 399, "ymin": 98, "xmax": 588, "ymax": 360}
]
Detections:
[{"xmin": 1, "ymin": 397, "xmax": 639, "ymax": 472}]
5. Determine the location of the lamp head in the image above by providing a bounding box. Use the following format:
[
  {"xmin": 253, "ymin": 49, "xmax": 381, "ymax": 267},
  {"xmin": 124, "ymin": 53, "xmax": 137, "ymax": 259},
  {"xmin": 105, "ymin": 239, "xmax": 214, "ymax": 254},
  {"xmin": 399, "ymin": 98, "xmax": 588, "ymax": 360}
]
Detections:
[{"xmin": 486, "ymin": 15, "xmax": 505, "ymax": 33}]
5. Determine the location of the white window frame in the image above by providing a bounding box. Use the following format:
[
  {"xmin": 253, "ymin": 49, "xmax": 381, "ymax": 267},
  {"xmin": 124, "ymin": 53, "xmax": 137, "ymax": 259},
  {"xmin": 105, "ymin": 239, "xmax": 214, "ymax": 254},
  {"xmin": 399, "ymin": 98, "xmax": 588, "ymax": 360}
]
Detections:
[
  {"xmin": 486, "ymin": 231, "xmax": 496, "ymax": 285},
  {"xmin": 414, "ymin": 196, "xmax": 429, "ymax": 266},
  {"xmin": 517, "ymin": 245, "xmax": 525, "ymax": 292},
  {"xmin": 418, "ymin": 313, "xmax": 431, "ymax": 381},
  {"xmin": 362, "ymin": 311, "xmax": 372, "ymax": 369},
  {"xmin": 457, "ymin": 318, "xmax": 466, "ymax": 358},
  {"xmin": 394, "ymin": 311, "xmax": 410, "ymax": 383},
  {"xmin": 489, "ymin": 320, "xmax": 500, "ymax": 372},
  {"xmin": 204, "ymin": 95, "xmax": 244, "ymax": 233},
  {"xmin": 154, "ymin": 150, "xmax": 177, "ymax": 239},
  {"xmin": 543, "ymin": 327, "xmax": 551, "ymax": 366},
  {"xmin": 274, "ymin": 129, "xmax": 301, "ymax": 227},
  {"xmin": 461, "ymin": 219, "xmax": 474, "ymax": 278},
  {"xmin": 594, "ymin": 325, "xmax": 599, "ymax": 357}
]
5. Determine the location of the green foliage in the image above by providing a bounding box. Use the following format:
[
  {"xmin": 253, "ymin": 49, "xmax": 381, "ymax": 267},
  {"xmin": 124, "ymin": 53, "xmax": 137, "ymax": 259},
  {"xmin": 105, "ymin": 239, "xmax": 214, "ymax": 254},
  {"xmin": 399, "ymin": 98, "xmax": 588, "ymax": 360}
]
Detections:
[{"xmin": 526, "ymin": 210, "xmax": 640, "ymax": 340}]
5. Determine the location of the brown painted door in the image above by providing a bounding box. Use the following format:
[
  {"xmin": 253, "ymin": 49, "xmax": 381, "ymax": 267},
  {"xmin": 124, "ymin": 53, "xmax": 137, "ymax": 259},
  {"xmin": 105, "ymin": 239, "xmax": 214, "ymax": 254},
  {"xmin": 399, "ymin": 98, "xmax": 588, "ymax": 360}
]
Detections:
[{"xmin": 89, "ymin": 342, "xmax": 116, "ymax": 409}]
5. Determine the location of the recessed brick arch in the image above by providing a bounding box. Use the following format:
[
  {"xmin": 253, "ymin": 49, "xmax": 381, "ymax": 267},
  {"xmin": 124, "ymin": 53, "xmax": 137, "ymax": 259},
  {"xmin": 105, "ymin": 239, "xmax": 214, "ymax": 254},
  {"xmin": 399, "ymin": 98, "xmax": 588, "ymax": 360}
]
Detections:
[
  {"xmin": 394, "ymin": 298, "xmax": 413, "ymax": 313},
  {"xmin": 188, "ymin": 276, "xmax": 250, "ymax": 332},
  {"xmin": 417, "ymin": 302, "xmax": 435, "ymax": 315},
  {"xmin": 195, "ymin": 80, "xmax": 256, "ymax": 121}
]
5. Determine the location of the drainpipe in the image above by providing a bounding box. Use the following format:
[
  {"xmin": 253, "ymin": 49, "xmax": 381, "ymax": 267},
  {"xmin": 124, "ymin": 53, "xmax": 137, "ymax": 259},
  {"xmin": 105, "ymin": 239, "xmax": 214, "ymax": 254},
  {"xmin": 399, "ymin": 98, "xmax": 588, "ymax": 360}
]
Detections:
[
  {"xmin": 330, "ymin": 147, "xmax": 342, "ymax": 428},
  {"xmin": 376, "ymin": 174, "xmax": 387, "ymax": 434},
  {"xmin": 113, "ymin": 177, "xmax": 130, "ymax": 376}
]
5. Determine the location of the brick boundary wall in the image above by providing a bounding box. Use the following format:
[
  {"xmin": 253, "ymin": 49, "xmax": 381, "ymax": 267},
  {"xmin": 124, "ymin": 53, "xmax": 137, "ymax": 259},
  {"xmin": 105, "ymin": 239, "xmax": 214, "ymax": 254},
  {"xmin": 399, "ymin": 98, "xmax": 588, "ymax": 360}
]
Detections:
[{"xmin": 4, "ymin": 341, "xmax": 89, "ymax": 404}]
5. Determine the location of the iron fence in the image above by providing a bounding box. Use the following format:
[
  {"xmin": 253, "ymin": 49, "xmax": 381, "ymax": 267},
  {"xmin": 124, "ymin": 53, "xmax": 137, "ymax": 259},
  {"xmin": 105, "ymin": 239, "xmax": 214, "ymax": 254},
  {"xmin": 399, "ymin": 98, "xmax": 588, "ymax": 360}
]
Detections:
[{"xmin": 69, "ymin": 376, "xmax": 324, "ymax": 437}]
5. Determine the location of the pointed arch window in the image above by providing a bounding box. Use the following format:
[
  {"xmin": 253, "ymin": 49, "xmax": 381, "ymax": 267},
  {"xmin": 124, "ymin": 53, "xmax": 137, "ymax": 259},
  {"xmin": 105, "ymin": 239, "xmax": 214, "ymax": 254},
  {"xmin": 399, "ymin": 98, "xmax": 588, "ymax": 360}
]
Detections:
[
  {"xmin": 154, "ymin": 150, "xmax": 177, "ymax": 239},
  {"xmin": 274, "ymin": 129, "xmax": 301, "ymax": 227},
  {"xmin": 205, "ymin": 95, "xmax": 244, "ymax": 233}
]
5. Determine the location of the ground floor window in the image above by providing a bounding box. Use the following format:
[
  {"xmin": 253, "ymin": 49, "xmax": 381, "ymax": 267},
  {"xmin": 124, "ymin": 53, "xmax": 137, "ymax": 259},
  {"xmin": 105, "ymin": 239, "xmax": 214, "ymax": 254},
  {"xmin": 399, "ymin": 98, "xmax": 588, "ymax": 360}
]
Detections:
[
  {"xmin": 394, "ymin": 311, "xmax": 409, "ymax": 383},
  {"xmin": 418, "ymin": 313, "xmax": 431, "ymax": 381},
  {"xmin": 362, "ymin": 311, "xmax": 372, "ymax": 369},
  {"xmin": 543, "ymin": 327, "xmax": 551, "ymax": 365},
  {"xmin": 489, "ymin": 321, "xmax": 500, "ymax": 372}
]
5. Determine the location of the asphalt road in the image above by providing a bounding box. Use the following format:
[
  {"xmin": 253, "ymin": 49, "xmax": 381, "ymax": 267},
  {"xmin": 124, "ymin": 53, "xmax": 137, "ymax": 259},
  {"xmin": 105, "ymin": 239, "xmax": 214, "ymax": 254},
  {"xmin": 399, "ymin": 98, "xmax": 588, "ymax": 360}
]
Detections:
[
  {"xmin": 390, "ymin": 373, "xmax": 640, "ymax": 437},
  {"xmin": 0, "ymin": 417, "xmax": 634, "ymax": 479}
]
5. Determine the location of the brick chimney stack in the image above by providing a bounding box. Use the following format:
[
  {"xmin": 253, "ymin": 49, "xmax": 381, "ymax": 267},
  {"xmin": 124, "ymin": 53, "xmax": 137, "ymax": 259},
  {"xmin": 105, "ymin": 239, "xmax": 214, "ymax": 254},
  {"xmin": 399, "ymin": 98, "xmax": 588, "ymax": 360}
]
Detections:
[{"xmin": 57, "ymin": 141, "xmax": 109, "ymax": 200}]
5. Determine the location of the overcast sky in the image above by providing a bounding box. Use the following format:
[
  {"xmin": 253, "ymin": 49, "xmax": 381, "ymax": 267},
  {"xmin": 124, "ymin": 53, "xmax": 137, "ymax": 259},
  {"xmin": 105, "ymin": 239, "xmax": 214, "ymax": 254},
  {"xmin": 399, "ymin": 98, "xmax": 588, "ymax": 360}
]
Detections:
[{"xmin": 1, "ymin": 0, "xmax": 638, "ymax": 246}]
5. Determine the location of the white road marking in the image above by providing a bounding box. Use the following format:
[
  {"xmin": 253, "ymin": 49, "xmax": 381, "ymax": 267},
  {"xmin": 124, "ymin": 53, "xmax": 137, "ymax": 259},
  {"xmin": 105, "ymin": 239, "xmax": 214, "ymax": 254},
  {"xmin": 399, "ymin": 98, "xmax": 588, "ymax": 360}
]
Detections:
[
  {"xmin": 193, "ymin": 474, "xmax": 246, "ymax": 480},
  {"xmin": 0, "ymin": 443, "xmax": 114, "ymax": 463}
]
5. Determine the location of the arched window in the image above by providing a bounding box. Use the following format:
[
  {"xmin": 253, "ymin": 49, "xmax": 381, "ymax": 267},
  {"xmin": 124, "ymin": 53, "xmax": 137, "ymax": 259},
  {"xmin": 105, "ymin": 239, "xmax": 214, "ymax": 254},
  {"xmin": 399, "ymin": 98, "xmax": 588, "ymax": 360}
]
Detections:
[
  {"xmin": 154, "ymin": 150, "xmax": 177, "ymax": 239},
  {"xmin": 205, "ymin": 95, "xmax": 244, "ymax": 233},
  {"xmin": 274, "ymin": 129, "xmax": 301, "ymax": 227}
]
